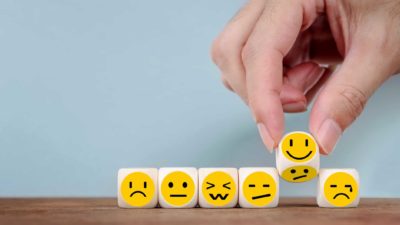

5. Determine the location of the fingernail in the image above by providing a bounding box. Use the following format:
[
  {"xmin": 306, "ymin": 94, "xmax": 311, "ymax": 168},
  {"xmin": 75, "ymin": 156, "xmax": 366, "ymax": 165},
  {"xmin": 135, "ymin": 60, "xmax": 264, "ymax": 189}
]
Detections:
[
  {"xmin": 283, "ymin": 101, "xmax": 307, "ymax": 112},
  {"xmin": 316, "ymin": 119, "xmax": 342, "ymax": 154},
  {"xmin": 257, "ymin": 123, "xmax": 275, "ymax": 153}
]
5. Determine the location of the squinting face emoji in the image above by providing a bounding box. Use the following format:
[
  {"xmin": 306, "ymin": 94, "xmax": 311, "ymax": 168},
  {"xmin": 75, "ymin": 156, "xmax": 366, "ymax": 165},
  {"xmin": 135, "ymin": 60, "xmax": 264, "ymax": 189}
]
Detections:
[
  {"xmin": 121, "ymin": 172, "xmax": 155, "ymax": 207},
  {"xmin": 243, "ymin": 172, "xmax": 277, "ymax": 206},
  {"xmin": 161, "ymin": 171, "xmax": 195, "ymax": 206},
  {"xmin": 281, "ymin": 165, "xmax": 317, "ymax": 182},
  {"xmin": 202, "ymin": 171, "xmax": 236, "ymax": 206},
  {"xmin": 281, "ymin": 132, "xmax": 317, "ymax": 162},
  {"xmin": 324, "ymin": 172, "xmax": 358, "ymax": 207}
]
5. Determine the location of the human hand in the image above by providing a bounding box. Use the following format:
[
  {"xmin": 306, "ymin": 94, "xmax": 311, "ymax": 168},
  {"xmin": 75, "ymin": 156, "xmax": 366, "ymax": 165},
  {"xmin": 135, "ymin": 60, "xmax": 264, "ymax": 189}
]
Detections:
[{"xmin": 211, "ymin": 0, "xmax": 400, "ymax": 154}]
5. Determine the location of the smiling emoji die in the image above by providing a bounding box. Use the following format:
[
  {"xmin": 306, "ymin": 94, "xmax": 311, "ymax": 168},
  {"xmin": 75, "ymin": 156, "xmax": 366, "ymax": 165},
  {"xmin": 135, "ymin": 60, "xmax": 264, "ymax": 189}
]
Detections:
[{"xmin": 276, "ymin": 131, "xmax": 320, "ymax": 183}]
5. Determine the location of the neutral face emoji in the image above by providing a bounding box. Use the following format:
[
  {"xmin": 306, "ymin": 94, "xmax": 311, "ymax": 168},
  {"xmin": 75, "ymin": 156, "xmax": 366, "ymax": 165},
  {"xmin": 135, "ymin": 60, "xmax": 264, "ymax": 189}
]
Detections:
[
  {"xmin": 281, "ymin": 165, "xmax": 317, "ymax": 182},
  {"xmin": 121, "ymin": 172, "xmax": 155, "ymax": 207},
  {"xmin": 281, "ymin": 132, "xmax": 317, "ymax": 162},
  {"xmin": 243, "ymin": 172, "xmax": 277, "ymax": 206},
  {"xmin": 324, "ymin": 172, "xmax": 358, "ymax": 207},
  {"xmin": 202, "ymin": 171, "xmax": 236, "ymax": 206},
  {"xmin": 161, "ymin": 171, "xmax": 195, "ymax": 206}
]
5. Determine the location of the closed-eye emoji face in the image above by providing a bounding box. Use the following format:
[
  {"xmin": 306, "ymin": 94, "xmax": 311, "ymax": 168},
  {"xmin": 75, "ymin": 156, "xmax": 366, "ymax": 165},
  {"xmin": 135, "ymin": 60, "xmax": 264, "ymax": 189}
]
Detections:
[
  {"xmin": 161, "ymin": 171, "xmax": 195, "ymax": 206},
  {"xmin": 281, "ymin": 132, "xmax": 317, "ymax": 162},
  {"xmin": 121, "ymin": 172, "xmax": 155, "ymax": 207},
  {"xmin": 281, "ymin": 166, "xmax": 317, "ymax": 183},
  {"xmin": 202, "ymin": 171, "xmax": 236, "ymax": 206},
  {"xmin": 324, "ymin": 172, "xmax": 358, "ymax": 207},
  {"xmin": 243, "ymin": 172, "xmax": 277, "ymax": 206}
]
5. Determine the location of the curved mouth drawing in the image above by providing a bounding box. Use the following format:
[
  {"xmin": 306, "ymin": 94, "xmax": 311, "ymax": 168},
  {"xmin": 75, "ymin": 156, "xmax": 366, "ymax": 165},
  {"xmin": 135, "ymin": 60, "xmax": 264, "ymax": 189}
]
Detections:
[
  {"xmin": 170, "ymin": 194, "xmax": 187, "ymax": 198},
  {"xmin": 209, "ymin": 193, "xmax": 228, "ymax": 200},
  {"xmin": 286, "ymin": 150, "xmax": 313, "ymax": 160},
  {"xmin": 333, "ymin": 193, "xmax": 350, "ymax": 199},
  {"xmin": 252, "ymin": 194, "xmax": 271, "ymax": 200},
  {"xmin": 130, "ymin": 191, "xmax": 146, "ymax": 197},
  {"xmin": 293, "ymin": 175, "xmax": 307, "ymax": 180}
]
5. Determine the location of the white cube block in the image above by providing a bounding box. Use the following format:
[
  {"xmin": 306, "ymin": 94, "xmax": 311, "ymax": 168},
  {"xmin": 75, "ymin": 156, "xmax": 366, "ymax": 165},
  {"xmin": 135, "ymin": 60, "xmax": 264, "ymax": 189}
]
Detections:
[
  {"xmin": 239, "ymin": 167, "xmax": 279, "ymax": 208},
  {"xmin": 317, "ymin": 169, "xmax": 360, "ymax": 208},
  {"xmin": 198, "ymin": 168, "xmax": 238, "ymax": 208},
  {"xmin": 158, "ymin": 167, "xmax": 198, "ymax": 208},
  {"xmin": 117, "ymin": 168, "xmax": 158, "ymax": 208},
  {"xmin": 276, "ymin": 131, "xmax": 320, "ymax": 183}
]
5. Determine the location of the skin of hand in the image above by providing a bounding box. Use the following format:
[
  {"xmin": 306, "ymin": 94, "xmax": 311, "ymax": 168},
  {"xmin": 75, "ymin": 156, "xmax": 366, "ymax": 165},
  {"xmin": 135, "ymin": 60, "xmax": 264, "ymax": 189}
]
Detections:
[{"xmin": 211, "ymin": 0, "xmax": 400, "ymax": 154}]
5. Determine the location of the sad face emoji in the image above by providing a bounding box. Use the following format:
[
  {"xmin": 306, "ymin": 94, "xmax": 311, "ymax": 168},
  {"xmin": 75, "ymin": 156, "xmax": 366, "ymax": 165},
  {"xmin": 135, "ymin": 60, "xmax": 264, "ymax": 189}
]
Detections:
[
  {"xmin": 120, "ymin": 172, "xmax": 155, "ymax": 207},
  {"xmin": 324, "ymin": 172, "xmax": 359, "ymax": 207}
]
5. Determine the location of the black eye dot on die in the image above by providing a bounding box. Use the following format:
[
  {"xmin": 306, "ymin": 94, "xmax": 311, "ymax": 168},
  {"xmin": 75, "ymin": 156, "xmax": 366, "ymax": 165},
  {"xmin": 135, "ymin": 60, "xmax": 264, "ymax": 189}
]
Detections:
[
  {"xmin": 182, "ymin": 182, "xmax": 188, "ymax": 188},
  {"xmin": 290, "ymin": 139, "xmax": 293, "ymax": 147},
  {"xmin": 144, "ymin": 181, "xmax": 147, "ymax": 188},
  {"xmin": 305, "ymin": 139, "xmax": 309, "ymax": 147},
  {"xmin": 168, "ymin": 182, "xmax": 173, "ymax": 188},
  {"xmin": 291, "ymin": 169, "xmax": 296, "ymax": 174},
  {"xmin": 304, "ymin": 169, "xmax": 309, "ymax": 174}
]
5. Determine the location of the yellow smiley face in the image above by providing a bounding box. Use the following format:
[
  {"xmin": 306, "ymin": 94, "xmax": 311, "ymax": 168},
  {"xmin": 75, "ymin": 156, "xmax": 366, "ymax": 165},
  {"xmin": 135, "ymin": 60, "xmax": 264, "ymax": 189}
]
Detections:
[
  {"xmin": 280, "ymin": 132, "xmax": 317, "ymax": 162},
  {"xmin": 120, "ymin": 172, "xmax": 155, "ymax": 207},
  {"xmin": 324, "ymin": 172, "xmax": 358, "ymax": 207},
  {"xmin": 243, "ymin": 172, "xmax": 277, "ymax": 206},
  {"xmin": 281, "ymin": 165, "xmax": 317, "ymax": 183},
  {"xmin": 161, "ymin": 171, "xmax": 195, "ymax": 206},
  {"xmin": 202, "ymin": 171, "xmax": 236, "ymax": 206}
]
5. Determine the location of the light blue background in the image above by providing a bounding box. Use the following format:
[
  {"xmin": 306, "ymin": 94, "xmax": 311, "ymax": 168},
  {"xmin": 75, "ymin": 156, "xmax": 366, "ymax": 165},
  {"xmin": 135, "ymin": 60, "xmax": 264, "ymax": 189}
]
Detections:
[{"xmin": 1, "ymin": 0, "xmax": 399, "ymax": 197}]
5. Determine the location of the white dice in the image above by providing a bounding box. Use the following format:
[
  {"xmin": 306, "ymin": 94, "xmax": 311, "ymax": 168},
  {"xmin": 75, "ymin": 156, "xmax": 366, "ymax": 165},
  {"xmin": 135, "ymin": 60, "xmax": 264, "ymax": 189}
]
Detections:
[
  {"xmin": 276, "ymin": 131, "xmax": 320, "ymax": 183},
  {"xmin": 198, "ymin": 168, "xmax": 238, "ymax": 208},
  {"xmin": 317, "ymin": 169, "xmax": 360, "ymax": 208},
  {"xmin": 158, "ymin": 167, "xmax": 198, "ymax": 208},
  {"xmin": 238, "ymin": 167, "xmax": 279, "ymax": 208},
  {"xmin": 117, "ymin": 168, "xmax": 158, "ymax": 208}
]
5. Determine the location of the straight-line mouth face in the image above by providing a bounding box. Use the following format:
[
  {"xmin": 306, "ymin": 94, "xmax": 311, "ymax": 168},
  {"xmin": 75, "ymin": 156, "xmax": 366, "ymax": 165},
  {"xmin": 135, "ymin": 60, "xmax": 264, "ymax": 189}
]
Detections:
[
  {"xmin": 169, "ymin": 194, "xmax": 187, "ymax": 198},
  {"xmin": 333, "ymin": 193, "xmax": 350, "ymax": 199},
  {"xmin": 251, "ymin": 194, "xmax": 271, "ymax": 200},
  {"xmin": 293, "ymin": 175, "xmax": 307, "ymax": 180},
  {"xmin": 286, "ymin": 150, "xmax": 313, "ymax": 160}
]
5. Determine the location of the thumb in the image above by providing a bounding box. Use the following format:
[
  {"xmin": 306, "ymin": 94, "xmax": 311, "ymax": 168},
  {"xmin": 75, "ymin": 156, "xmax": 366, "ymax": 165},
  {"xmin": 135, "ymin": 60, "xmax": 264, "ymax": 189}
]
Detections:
[{"xmin": 309, "ymin": 48, "xmax": 393, "ymax": 154}]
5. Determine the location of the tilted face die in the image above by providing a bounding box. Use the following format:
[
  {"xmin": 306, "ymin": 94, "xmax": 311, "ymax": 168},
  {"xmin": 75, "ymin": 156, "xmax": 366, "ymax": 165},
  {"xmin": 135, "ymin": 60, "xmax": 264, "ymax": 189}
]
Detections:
[
  {"xmin": 238, "ymin": 168, "xmax": 279, "ymax": 208},
  {"xmin": 158, "ymin": 167, "xmax": 198, "ymax": 208},
  {"xmin": 276, "ymin": 131, "xmax": 320, "ymax": 183},
  {"xmin": 117, "ymin": 168, "xmax": 158, "ymax": 208},
  {"xmin": 317, "ymin": 169, "xmax": 360, "ymax": 208},
  {"xmin": 198, "ymin": 168, "xmax": 238, "ymax": 208}
]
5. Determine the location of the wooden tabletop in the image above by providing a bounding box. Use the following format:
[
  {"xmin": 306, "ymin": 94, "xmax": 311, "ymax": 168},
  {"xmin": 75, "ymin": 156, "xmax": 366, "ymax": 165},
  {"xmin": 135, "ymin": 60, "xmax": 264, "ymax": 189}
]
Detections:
[{"xmin": 0, "ymin": 198, "xmax": 399, "ymax": 225}]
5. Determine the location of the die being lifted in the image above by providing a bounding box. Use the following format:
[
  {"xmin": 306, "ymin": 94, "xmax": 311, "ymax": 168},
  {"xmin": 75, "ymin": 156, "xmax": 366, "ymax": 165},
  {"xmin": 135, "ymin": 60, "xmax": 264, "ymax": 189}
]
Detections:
[{"xmin": 276, "ymin": 131, "xmax": 320, "ymax": 183}]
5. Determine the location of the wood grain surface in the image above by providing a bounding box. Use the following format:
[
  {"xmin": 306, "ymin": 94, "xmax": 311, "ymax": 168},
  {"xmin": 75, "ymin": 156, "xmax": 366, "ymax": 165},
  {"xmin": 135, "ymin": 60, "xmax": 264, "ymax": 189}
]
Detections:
[{"xmin": 0, "ymin": 198, "xmax": 399, "ymax": 225}]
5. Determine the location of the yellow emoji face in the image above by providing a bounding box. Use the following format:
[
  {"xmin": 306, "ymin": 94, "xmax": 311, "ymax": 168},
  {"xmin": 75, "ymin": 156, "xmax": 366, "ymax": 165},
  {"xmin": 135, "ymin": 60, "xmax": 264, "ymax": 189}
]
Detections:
[
  {"xmin": 281, "ymin": 165, "xmax": 317, "ymax": 183},
  {"xmin": 202, "ymin": 171, "xmax": 236, "ymax": 206},
  {"xmin": 324, "ymin": 172, "xmax": 358, "ymax": 207},
  {"xmin": 120, "ymin": 172, "xmax": 155, "ymax": 207},
  {"xmin": 161, "ymin": 171, "xmax": 195, "ymax": 206},
  {"xmin": 243, "ymin": 172, "xmax": 277, "ymax": 206},
  {"xmin": 281, "ymin": 132, "xmax": 317, "ymax": 162}
]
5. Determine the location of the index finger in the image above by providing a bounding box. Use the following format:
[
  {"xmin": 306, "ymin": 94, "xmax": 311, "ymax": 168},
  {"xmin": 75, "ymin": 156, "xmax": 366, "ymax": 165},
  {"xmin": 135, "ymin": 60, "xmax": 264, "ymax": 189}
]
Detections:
[{"xmin": 242, "ymin": 1, "xmax": 308, "ymax": 151}]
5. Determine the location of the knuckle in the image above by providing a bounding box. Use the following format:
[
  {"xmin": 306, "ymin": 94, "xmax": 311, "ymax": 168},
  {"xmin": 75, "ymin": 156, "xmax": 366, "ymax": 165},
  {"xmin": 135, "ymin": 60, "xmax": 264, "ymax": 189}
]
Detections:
[
  {"xmin": 211, "ymin": 35, "xmax": 237, "ymax": 68},
  {"xmin": 337, "ymin": 84, "xmax": 367, "ymax": 120}
]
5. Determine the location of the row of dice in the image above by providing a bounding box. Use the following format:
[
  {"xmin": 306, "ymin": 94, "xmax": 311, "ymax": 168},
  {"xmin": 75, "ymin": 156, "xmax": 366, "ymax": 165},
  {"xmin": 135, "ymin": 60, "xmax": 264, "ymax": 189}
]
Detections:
[{"xmin": 118, "ymin": 167, "xmax": 359, "ymax": 208}]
